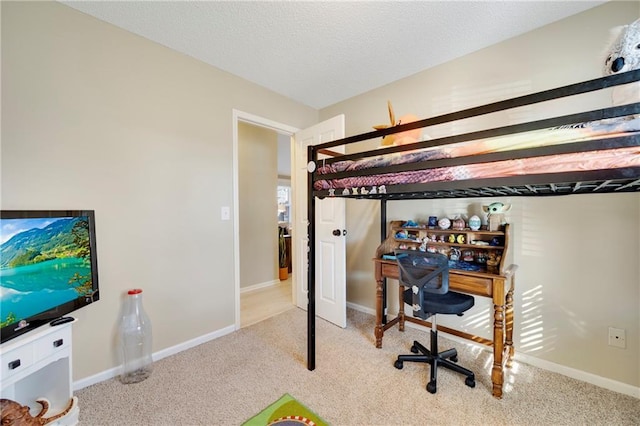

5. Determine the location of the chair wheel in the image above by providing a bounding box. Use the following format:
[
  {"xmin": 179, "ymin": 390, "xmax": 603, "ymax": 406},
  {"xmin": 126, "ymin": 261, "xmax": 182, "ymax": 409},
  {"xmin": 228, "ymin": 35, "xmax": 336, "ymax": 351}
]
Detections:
[
  {"xmin": 426, "ymin": 381, "xmax": 437, "ymax": 394},
  {"xmin": 394, "ymin": 360, "xmax": 403, "ymax": 369},
  {"xmin": 410, "ymin": 345, "xmax": 419, "ymax": 354},
  {"xmin": 450, "ymin": 355, "xmax": 458, "ymax": 362},
  {"xmin": 465, "ymin": 376, "xmax": 476, "ymax": 388}
]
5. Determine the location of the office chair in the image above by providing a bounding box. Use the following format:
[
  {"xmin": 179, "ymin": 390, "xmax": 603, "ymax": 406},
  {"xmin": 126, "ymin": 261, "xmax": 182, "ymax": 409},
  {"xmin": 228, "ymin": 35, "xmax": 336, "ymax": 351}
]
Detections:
[{"xmin": 393, "ymin": 250, "xmax": 476, "ymax": 394}]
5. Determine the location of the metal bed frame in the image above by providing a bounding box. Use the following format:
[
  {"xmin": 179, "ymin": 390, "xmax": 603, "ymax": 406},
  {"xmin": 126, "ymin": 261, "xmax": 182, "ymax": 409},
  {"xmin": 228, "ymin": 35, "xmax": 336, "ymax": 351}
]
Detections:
[{"xmin": 305, "ymin": 70, "xmax": 640, "ymax": 370}]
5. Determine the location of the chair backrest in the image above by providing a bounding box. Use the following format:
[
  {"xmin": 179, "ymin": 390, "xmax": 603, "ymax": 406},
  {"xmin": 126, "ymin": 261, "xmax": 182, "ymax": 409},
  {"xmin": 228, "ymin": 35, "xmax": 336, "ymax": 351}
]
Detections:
[{"xmin": 395, "ymin": 250, "xmax": 449, "ymax": 295}]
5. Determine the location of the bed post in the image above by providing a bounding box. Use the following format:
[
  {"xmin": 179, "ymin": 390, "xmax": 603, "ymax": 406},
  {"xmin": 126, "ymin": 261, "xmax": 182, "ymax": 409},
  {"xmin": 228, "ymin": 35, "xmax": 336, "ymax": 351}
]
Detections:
[
  {"xmin": 307, "ymin": 145, "xmax": 316, "ymax": 371},
  {"xmin": 380, "ymin": 199, "xmax": 388, "ymax": 324},
  {"xmin": 380, "ymin": 199, "xmax": 387, "ymax": 240}
]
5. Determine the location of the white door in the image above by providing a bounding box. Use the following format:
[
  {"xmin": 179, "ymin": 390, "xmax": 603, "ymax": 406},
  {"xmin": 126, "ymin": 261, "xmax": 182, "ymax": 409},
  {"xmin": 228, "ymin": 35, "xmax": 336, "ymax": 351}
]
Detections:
[{"xmin": 293, "ymin": 115, "xmax": 346, "ymax": 328}]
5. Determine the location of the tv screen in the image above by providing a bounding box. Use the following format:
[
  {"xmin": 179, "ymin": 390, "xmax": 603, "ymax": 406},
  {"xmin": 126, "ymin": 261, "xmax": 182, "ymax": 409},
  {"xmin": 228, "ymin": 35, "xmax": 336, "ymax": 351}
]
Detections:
[{"xmin": 1, "ymin": 210, "xmax": 99, "ymax": 344}]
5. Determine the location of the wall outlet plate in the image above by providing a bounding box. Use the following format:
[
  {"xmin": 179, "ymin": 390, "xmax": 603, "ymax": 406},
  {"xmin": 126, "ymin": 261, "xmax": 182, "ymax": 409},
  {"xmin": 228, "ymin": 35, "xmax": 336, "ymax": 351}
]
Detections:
[{"xmin": 608, "ymin": 327, "xmax": 626, "ymax": 349}]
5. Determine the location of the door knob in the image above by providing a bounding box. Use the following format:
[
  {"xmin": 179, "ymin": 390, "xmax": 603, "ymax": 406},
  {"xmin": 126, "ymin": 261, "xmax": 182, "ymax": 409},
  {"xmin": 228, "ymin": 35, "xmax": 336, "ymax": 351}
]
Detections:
[{"xmin": 332, "ymin": 229, "xmax": 347, "ymax": 236}]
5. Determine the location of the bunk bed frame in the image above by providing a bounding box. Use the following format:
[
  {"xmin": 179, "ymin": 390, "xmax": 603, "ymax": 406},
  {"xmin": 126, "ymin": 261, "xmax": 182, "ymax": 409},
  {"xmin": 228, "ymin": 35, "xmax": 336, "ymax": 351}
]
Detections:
[{"xmin": 304, "ymin": 70, "xmax": 640, "ymax": 391}]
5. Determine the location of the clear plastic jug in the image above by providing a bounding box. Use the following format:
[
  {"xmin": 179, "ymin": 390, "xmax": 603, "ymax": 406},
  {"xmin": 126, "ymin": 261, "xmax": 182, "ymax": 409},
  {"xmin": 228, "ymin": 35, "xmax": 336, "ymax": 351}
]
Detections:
[{"xmin": 119, "ymin": 288, "xmax": 153, "ymax": 384}]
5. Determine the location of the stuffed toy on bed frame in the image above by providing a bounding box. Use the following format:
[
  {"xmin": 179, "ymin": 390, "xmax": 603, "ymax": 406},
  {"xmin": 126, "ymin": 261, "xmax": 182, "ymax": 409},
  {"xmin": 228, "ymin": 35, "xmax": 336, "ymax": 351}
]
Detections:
[
  {"xmin": 373, "ymin": 101, "xmax": 422, "ymax": 146},
  {"xmin": 603, "ymin": 18, "xmax": 640, "ymax": 114}
]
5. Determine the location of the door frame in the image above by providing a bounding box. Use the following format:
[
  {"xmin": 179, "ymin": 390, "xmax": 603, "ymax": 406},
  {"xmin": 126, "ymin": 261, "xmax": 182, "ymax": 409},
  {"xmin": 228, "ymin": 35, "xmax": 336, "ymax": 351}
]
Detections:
[{"xmin": 232, "ymin": 109, "xmax": 299, "ymax": 329}]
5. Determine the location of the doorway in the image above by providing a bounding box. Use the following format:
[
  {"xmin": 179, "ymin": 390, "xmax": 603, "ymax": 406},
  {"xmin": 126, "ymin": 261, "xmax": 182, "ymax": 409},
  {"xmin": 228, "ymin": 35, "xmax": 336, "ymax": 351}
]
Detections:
[{"xmin": 232, "ymin": 110, "xmax": 299, "ymax": 329}]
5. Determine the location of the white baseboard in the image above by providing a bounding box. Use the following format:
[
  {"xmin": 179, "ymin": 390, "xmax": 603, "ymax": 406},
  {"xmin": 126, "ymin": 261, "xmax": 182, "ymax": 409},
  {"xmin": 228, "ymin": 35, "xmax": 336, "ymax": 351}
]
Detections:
[
  {"xmin": 73, "ymin": 365, "xmax": 120, "ymax": 391},
  {"xmin": 240, "ymin": 279, "xmax": 281, "ymax": 294},
  {"xmin": 347, "ymin": 301, "xmax": 375, "ymax": 316},
  {"xmin": 73, "ymin": 324, "xmax": 236, "ymax": 391},
  {"xmin": 514, "ymin": 351, "xmax": 639, "ymax": 398},
  {"xmin": 346, "ymin": 302, "xmax": 640, "ymax": 399}
]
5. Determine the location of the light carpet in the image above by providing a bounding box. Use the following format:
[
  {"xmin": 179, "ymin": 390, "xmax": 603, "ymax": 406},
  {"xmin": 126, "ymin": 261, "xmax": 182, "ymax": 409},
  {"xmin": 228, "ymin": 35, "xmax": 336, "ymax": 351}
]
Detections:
[{"xmin": 76, "ymin": 308, "xmax": 639, "ymax": 425}]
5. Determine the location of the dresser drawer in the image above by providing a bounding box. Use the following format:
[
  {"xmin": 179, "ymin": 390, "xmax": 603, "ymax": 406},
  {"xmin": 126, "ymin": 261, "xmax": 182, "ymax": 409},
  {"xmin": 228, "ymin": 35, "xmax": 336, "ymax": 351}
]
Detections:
[
  {"xmin": 35, "ymin": 327, "xmax": 71, "ymax": 359},
  {"xmin": 1, "ymin": 344, "xmax": 34, "ymax": 381}
]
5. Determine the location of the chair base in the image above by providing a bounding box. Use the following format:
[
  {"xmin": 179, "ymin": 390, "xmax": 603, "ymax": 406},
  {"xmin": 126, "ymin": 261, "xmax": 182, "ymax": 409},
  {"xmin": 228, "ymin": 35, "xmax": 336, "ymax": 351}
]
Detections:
[{"xmin": 394, "ymin": 331, "xmax": 475, "ymax": 394}]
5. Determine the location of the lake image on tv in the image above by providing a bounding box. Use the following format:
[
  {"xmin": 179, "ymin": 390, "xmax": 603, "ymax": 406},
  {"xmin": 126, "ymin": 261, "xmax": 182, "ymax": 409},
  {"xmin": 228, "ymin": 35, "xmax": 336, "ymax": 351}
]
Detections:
[{"xmin": 0, "ymin": 216, "xmax": 94, "ymax": 327}]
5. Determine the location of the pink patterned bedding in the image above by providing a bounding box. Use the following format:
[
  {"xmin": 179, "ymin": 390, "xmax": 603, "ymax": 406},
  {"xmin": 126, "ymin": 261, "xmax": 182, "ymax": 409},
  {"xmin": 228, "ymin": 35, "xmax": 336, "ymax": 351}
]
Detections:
[{"xmin": 314, "ymin": 117, "xmax": 640, "ymax": 191}]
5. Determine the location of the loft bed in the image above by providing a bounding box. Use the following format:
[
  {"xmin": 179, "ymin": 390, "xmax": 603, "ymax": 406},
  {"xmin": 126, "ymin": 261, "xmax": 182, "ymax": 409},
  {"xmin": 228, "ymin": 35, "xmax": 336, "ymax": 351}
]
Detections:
[
  {"xmin": 312, "ymin": 73, "xmax": 640, "ymax": 201},
  {"xmin": 304, "ymin": 71, "xmax": 640, "ymax": 378}
]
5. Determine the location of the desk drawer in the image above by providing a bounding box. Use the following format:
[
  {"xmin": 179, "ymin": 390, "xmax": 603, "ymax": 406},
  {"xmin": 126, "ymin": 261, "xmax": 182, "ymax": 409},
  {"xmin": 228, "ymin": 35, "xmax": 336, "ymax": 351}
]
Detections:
[
  {"xmin": 451, "ymin": 274, "xmax": 493, "ymax": 297},
  {"xmin": 381, "ymin": 263, "xmax": 399, "ymax": 280},
  {"xmin": 378, "ymin": 260, "xmax": 496, "ymax": 298}
]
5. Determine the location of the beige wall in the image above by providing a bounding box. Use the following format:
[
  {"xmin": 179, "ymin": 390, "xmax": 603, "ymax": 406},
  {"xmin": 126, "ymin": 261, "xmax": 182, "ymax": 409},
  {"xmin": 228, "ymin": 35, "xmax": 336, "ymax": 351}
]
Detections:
[
  {"xmin": 320, "ymin": 1, "xmax": 639, "ymax": 388},
  {"xmin": 1, "ymin": 1, "xmax": 317, "ymax": 381},
  {"xmin": 238, "ymin": 122, "xmax": 279, "ymax": 288}
]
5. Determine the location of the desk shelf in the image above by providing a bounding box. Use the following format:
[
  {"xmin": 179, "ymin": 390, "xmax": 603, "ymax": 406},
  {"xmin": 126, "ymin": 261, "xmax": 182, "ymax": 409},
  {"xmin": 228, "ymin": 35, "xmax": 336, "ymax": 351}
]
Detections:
[{"xmin": 377, "ymin": 220, "xmax": 509, "ymax": 275}]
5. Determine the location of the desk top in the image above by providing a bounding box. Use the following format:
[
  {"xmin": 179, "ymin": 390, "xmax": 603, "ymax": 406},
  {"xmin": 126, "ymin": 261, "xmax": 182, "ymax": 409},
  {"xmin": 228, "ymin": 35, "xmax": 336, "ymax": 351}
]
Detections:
[{"xmin": 374, "ymin": 257, "xmax": 518, "ymax": 299}]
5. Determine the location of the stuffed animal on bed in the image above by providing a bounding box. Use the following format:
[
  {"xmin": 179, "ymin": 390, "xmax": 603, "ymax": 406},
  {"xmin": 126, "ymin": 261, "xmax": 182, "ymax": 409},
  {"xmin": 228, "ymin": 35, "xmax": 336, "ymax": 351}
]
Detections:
[
  {"xmin": 373, "ymin": 101, "xmax": 422, "ymax": 146},
  {"xmin": 603, "ymin": 18, "xmax": 640, "ymax": 111}
]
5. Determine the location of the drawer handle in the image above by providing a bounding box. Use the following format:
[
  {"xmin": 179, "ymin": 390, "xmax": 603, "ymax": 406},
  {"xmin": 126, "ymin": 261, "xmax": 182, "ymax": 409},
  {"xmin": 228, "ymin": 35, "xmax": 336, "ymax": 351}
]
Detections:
[
  {"xmin": 53, "ymin": 339, "xmax": 64, "ymax": 348},
  {"xmin": 8, "ymin": 359, "xmax": 21, "ymax": 370}
]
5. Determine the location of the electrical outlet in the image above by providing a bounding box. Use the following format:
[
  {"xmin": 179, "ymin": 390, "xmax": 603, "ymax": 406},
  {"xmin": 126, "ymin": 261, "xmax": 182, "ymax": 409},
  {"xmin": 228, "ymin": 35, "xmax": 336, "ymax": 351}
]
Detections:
[{"xmin": 608, "ymin": 327, "xmax": 626, "ymax": 349}]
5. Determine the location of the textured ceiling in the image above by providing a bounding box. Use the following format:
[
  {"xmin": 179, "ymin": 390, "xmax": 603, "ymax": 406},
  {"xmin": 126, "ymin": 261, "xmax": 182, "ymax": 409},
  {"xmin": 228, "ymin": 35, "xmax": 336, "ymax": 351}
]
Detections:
[{"xmin": 60, "ymin": 1, "xmax": 607, "ymax": 109}]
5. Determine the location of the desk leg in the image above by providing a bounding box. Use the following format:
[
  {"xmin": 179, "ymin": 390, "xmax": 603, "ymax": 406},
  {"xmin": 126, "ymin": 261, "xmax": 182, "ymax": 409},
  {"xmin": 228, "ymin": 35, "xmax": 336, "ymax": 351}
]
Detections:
[
  {"xmin": 505, "ymin": 278, "xmax": 515, "ymax": 368},
  {"xmin": 398, "ymin": 284, "xmax": 405, "ymax": 332},
  {"xmin": 491, "ymin": 304, "xmax": 505, "ymax": 399},
  {"xmin": 375, "ymin": 277, "xmax": 384, "ymax": 348}
]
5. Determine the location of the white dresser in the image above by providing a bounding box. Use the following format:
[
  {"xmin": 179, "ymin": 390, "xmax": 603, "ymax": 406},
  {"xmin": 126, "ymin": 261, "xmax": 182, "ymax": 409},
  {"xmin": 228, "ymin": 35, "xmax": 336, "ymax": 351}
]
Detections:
[{"xmin": 1, "ymin": 321, "xmax": 78, "ymax": 425}]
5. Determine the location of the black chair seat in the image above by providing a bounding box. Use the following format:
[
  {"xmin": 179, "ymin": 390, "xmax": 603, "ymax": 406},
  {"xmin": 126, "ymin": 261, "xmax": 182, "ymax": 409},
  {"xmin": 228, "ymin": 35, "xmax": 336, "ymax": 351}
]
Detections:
[{"xmin": 403, "ymin": 288, "xmax": 474, "ymax": 315}]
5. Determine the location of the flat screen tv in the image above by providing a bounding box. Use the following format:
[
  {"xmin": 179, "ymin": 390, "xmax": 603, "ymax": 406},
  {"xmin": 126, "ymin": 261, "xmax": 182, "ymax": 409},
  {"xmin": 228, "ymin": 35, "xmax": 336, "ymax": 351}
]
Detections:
[{"xmin": 1, "ymin": 210, "xmax": 99, "ymax": 344}]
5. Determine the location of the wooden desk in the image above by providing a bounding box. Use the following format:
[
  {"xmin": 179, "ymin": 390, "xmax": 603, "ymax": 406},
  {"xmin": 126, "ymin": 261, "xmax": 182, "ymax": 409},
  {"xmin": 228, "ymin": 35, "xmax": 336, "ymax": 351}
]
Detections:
[{"xmin": 374, "ymin": 258, "xmax": 517, "ymax": 399}]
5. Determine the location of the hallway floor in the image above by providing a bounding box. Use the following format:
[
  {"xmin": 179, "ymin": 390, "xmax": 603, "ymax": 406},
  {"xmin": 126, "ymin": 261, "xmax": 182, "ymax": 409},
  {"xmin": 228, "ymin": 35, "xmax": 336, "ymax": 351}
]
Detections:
[{"xmin": 240, "ymin": 277, "xmax": 294, "ymax": 328}]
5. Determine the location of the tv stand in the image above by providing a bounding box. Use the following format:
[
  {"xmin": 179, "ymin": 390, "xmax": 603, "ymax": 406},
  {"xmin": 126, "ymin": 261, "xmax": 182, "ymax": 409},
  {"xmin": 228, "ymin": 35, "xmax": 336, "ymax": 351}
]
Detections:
[{"xmin": 1, "ymin": 321, "xmax": 79, "ymax": 425}]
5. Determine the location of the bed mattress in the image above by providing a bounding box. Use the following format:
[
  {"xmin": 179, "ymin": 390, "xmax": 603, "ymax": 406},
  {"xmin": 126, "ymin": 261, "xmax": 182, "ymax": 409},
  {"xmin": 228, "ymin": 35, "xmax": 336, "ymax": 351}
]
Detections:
[{"xmin": 314, "ymin": 117, "xmax": 640, "ymax": 192}]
